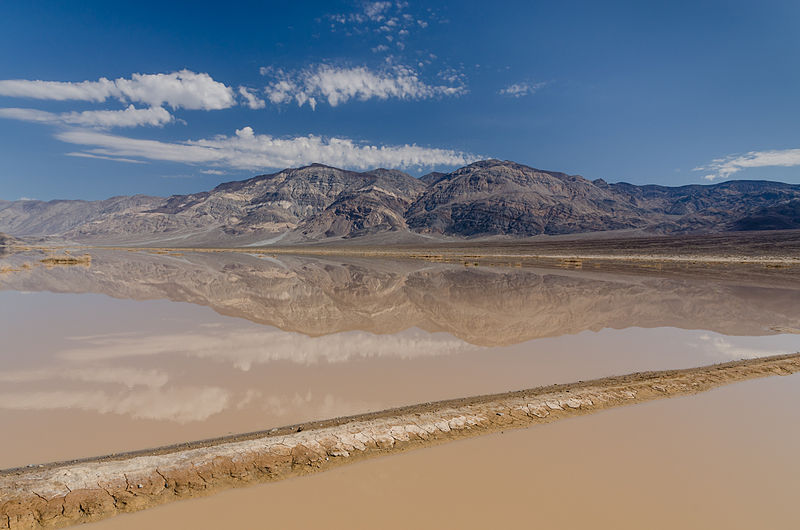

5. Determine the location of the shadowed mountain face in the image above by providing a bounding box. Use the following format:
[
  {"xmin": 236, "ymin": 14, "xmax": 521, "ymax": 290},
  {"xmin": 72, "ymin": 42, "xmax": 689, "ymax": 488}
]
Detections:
[
  {"xmin": 0, "ymin": 232, "xmax": 17, "ymax": 257},
  {"xmin": 2, "ymin": 250, "xmax": 799, "ymax": 346},
  {"xmin": 2, "ymin": 160, "xmax": 800, "ymax": 244}
]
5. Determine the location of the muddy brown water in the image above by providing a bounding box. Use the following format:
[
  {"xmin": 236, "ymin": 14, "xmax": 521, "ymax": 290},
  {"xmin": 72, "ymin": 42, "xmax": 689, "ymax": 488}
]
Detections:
[
  {"xmin": 1, "ymin": 248, "xmax": 800, "ymax": 527},
  {"xmin": 88, "ymin": 372, "xmax": 800, "ymax": 530}
]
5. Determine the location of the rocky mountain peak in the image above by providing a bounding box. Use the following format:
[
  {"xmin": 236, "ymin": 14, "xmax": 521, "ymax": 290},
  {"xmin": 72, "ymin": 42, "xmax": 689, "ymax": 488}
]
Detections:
[{"xmin": 2, "ymin": 160, "xmax": 799, "ymax": 244}]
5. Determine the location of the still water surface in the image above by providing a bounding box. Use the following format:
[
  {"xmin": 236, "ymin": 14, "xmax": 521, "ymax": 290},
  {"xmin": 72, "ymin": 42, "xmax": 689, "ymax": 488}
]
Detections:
[{"xmin": 1, "ymin": 249, "xmax": 799, "ymax": 469}]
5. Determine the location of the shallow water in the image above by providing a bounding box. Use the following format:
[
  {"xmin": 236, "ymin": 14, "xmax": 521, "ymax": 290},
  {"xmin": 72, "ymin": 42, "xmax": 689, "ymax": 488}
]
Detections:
[
  {"xmin": 89, "ymin": 373, "xmax": 800, "ymax": 530},
  {"xmin": 1, "ymin": 249, "xmax": 800, "ymax": 469}
]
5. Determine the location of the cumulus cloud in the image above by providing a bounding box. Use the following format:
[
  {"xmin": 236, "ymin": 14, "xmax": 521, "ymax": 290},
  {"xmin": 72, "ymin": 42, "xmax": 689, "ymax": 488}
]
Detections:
[
  {"xmin": 0, "ymin": 70, "xmax": 235, "ymax": 110},
  {"xmin": 55, "ymin": 126, "xmax": 480, "ymax": 169},
  {"xmin": 498, "ymin": 81, "xmax": 546, "ymax": 98},
  {"xmin": 238, "ymin": 86, "xmax": 266, "ymax": 109},
  {"xmin": 0, "ymin": 105, "xmax": 173, "ymax": 128},
  {"xmin": 696, "ymin": 148, "xmax": 800, "ymax": 181},
  {"xmin": 261, "ymin": 64, "xmax": 466, "ymax": 109}
]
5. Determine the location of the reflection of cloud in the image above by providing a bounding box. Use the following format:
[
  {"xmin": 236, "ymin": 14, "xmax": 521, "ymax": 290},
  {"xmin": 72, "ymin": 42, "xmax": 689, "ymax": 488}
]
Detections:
[
  {"xmin": 0, "ymin": 382, "xmax": 379, "ymax": 425},
  {"xmin": 242, "ymin": 389, "xmax": 381, "ymax": 422},
  {"xmin": 696, "ymin": 334, "xmax": 794, "ymax": 359},
  {"xmin": 0, "ymin": 386, "xmax": 230, "ymax": 423},
  {"xmin": 59, "ymin": 328, "xmax": 475, "ymax": 370},
  {"xmin": 0, "ymin": 366, "xmax": 168, "ymax": 388}
]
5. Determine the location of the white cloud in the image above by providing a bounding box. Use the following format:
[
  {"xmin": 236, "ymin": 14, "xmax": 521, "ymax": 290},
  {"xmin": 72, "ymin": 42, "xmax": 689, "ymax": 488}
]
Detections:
[
  {"xmin": 262, "ymin": 64, "xmax": 466, "ymax": 109},
  {"xmin": 56, "ymin": 126, "xmax": 480, "ymax": 170},
  {"xmin": 66, "ymin": 152, "xmax": 148, "ymax": 164},
  {"xmin": 0, "ymin": 105, "xmax": 173, "ymax": 128},
  {"xmin": 697, "ymin": 148, "xmax": 800, "ymax": 181},
  {"xmin": 498, "ymin": 81, "xmax": 546, "ymax": 98},
  {"xmin": 0, "ymin": 70, "xmax": 235, "ymax": 110},
  {"xmin": 364, "ymin": 1, "xmax": 392, "ymax": 20},
  {"xmin": 57, "ymin": 128, "xmax": 219, "ymax": 164},
  {"xmin": 325, "ymin": 0, "xmax": 433, "ymax": 46},
  {"xmin": 238, "ymin": 86, "xmax": 266, "ymax": 109}
]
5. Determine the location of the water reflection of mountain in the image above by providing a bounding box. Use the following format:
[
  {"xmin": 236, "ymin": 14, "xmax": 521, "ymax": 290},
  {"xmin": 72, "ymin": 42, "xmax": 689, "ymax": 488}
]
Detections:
[{"xmin": 3, "ymin": 250, "xmax": 799, "ymax": 346}]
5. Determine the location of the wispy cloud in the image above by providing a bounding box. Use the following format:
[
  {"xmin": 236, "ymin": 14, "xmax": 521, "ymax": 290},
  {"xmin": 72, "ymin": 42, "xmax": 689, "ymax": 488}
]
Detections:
[
  {"xmin": 261, "ymin": 64, "xmax": 466, "ymax": 109},
  {"xmin": 696, "ymin": 148, "xmax": 800, "ymax": 181},
  {"xmin": 0, "ymin": 70, "xmax": 235, "ymax": 110},
  {"xmin": 498, "ymin": 81, "xmax": 546, "ymax": 98},
  {"xmin": 56, "ymin": 126, "xmax": 481, "ymax": 170},
  {"xmin": 238, "ymin": 86, "xmax": 266, "ymax": 109},
  {"xmin": 66, "ymin": 152, "xmax": 148, "ymax": 164},
  {"xmin": 325, "ymin": 1, "xmax": 439, "ymax": 52},
  {"xmin": 0, "ymin": 105, "xmax": 173, "ymax": 128}
]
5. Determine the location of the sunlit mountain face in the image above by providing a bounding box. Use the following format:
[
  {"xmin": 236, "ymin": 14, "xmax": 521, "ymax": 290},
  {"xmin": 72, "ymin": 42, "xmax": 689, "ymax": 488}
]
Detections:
[{"xmin": 3, "ymin": 161, "xmax": 800, "ymax": 246}]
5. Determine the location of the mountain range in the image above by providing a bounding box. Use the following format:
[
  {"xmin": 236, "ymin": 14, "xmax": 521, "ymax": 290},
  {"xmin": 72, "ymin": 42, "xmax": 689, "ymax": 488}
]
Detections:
[{"xmin": 2, "ymin": 159, "xmax": 799, "ymax": 245}]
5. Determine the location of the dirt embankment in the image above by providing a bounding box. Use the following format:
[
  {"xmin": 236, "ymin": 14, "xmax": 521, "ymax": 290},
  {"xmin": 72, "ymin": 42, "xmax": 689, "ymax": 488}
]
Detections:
[{"xmin": 2, "ymin": 353, "xmax": 799, "ymax": 529}]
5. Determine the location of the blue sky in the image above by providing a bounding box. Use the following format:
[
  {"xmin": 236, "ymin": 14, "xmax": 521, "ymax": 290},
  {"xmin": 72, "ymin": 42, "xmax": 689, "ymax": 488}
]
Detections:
[{"xmin": 1, "ymin": 0, "xmax": 799, "ymax": 200}]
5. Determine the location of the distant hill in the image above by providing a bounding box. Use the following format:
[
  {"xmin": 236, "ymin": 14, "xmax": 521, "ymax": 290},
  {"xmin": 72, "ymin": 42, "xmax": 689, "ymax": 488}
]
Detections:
[{"xmin": 1, "ymin": 160, "xmax": 799, "ymax": 245}]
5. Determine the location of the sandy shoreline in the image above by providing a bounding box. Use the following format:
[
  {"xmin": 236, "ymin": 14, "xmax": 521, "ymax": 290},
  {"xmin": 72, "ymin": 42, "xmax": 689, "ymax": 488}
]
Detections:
[
  {"xmin": 5, "ymin": 231, "xmax": 796, "ymax": 289},
  {"xmin": 2, "ymin": 352, "xmax": 799, "ymax": 529}
]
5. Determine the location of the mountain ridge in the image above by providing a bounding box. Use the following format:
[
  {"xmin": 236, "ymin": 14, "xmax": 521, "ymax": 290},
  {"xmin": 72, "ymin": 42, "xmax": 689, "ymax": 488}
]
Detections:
[{"xmin": 2, "ymin": 159, "xmax": 799, "ymax": 245}]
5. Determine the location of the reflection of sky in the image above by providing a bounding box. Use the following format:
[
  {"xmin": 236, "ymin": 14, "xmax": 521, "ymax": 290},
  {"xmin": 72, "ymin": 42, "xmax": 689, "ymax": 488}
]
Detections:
[
  {"xmin": 2, "ymin": 283, "xmax": 800, "ymax": 469},
  {"xmin": 0, "ymin": 386, "xmax": 230, "ymax": 423},
  {"xmin": 1, "ymin": 289, "xmax": 799, "ymax": 426},
  {"xmin": 0, "ymin": 320, "xmax": 473, "ymax": 423},
  {"xmin": 58, "ymin": 325, "xmax": 473, "ymax": 369},
  {"xmin": 693, "ymin": 334, "xmax": 800, "ymax": 360}
]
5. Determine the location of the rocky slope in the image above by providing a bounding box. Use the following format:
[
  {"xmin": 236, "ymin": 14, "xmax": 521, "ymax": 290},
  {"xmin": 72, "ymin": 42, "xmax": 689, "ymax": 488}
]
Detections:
[{"xmin": 2, "ymin": 160, "xmax": 799, "ymax": 244}]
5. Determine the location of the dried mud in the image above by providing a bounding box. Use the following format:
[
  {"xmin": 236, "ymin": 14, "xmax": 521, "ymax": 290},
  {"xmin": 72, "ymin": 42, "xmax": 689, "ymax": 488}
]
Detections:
[{"xmin": 2, "ymin": 353, "xmax": 799, "ymax": 529}]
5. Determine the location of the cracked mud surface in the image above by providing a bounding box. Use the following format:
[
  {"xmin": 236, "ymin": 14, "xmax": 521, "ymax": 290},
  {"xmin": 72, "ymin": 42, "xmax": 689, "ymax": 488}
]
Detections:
[{"xmin": 2, "ymin": 352, "xmax": 799, "ymax": 529}]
